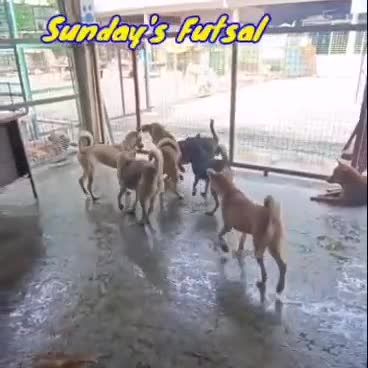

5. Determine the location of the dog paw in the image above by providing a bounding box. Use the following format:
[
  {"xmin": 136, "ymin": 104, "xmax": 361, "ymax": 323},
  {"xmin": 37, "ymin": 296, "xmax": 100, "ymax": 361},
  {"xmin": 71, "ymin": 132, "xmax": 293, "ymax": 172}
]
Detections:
[
  {"xmin": 233, "ymin": 249, "xmax": 244, "ymax": 259},
  {"xmin": 276, "ymin": 281, "xmax": 285, "ymax": 294},
  {"xmin": 220, "ymin": 242, "xmax": 229, "ymax": 253},
  {"xmin": 200, "ymin": 192, "xmax": 208, "ymax": 199}
]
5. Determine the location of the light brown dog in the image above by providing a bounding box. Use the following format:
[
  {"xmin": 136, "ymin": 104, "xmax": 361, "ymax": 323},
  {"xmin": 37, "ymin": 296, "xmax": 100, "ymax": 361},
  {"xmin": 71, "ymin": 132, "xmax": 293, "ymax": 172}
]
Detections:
[
  {"xmin": 116, "ymin": 145, "xmax": 164, "ymax": 224},
  {"xmin": 157, "ymin": 138, "xmax": 184, "ymax": 199},
  {"xmin": 207, "ymin": 170, "xmax": 287, "ymax": 294},
  {"xmin": 311, "ymin": 160, "xmax": 367, "ymax": 206},
  {"xmin": 78, "ymin": 130, "xmax": 143, "ymax": 201}
]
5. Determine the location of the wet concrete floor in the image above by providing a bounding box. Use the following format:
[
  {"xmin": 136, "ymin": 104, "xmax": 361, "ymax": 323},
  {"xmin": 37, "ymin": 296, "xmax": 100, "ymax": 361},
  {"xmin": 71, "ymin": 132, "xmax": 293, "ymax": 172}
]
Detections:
[{"xmin": 0, "ymin": 160, "xmax": 367, "ymax": 368}]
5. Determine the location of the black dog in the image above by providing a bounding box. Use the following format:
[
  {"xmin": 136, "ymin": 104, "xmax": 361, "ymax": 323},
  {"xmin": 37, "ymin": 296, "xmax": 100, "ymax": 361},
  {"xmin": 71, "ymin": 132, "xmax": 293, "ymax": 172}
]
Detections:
[
  {"xmin": 178, "ymin": 119, "xmax": 220, "ymax": 167},
  {"xmin": 188, "ymin": 141, "xmax": 232, "ymax": 215}
]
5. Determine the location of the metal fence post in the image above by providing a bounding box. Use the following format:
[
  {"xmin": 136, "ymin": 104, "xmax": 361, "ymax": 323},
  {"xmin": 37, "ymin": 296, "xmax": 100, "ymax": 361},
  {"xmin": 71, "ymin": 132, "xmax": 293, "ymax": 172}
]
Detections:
[
  {"xmin": 132, "ymin": 50, "xmax": 142, "ymax": 130},
  {"xmin": 229, "ymin": 42, "xmax": 238, "ymax": 163},
  {"xmin": 117, "ymin": 47, "xmax": 127, "ymax": 116},
  {"xmin": 352, "ymin": 82, "xmax": 367, "ymax": 170}
]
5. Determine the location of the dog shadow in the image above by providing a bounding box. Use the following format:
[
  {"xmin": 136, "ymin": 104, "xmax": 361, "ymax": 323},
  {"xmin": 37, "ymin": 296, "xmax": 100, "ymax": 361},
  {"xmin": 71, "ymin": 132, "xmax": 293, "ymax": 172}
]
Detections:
[
  {"xmin": 156, "ymin": 196, "xmax": 185, "ymax": 235},
  {"xmin": 118, "ymin": 217, "xmax": 171, "ymax": 297},
  {"xmin": 214, "ymin": 258, "xmax": 283, "ymax": 330}
]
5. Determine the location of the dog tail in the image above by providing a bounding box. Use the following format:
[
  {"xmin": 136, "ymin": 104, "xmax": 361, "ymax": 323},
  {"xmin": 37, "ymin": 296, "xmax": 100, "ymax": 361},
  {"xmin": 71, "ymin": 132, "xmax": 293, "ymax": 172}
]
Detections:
[
  {"xmin": 78, "ymin": 130, "xmax": 94, "ymax": 152},
  {"xmin": 148, "ymin": 144, "xmax": 164, "ymax": 176},
  {"xmin": 210, "ymin": 119, "xmax": 219, "ymax": 144},
  {"xmin": 263, "ymin": 195, "xmax": 284, "ymax": 253},
  {"xmin": 264, "ymin": 195, "xmax": 281, "ymax": 224}
]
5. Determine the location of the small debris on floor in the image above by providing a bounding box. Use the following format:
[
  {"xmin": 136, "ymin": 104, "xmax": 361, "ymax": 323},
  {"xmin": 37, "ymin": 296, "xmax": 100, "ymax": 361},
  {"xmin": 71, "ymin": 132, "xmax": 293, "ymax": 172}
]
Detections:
[{"xmin": 33, "ymin": 352, "xmax": 99, "ymax": 368}]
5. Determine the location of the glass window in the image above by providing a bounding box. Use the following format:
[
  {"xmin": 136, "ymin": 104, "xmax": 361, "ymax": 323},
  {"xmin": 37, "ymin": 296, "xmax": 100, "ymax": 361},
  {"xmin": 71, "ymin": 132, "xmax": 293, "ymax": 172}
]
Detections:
[
  {"xmin": 0, "ymin": 47, "xmax": 24, "ymax": 107},
  {"xmin": 21, "ymin": 46, "xmax": 75, "ymax": 100}
]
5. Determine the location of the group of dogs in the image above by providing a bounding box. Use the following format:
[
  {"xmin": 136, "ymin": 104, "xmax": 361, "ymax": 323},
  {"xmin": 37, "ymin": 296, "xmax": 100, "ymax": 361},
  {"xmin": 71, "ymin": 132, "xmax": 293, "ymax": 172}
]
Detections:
[{"xmin": 76, "ymin": 120, "xmax": 367, "ymax": 295}]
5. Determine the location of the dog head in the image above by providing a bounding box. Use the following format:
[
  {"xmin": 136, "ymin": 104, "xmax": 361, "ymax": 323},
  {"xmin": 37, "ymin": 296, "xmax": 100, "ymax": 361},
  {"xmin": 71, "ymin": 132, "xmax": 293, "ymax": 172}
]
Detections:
[
  {"xmin": 141, "ymin": 123, "xmax": 174, "ymax": 144},
  {"xmin": 207, "ymin": 169, "xmax": 230, "ymax": 195},
  {"xmin": 123, "ymin": 131, "xmax": 144, "ymax": 151},
  {"xmin": 178, "ymin": 137, "xmax": 197, "ymax": 165},
  {"xmin": 327, "ymin": 160, "xmax": 354, "ymax": 184}
]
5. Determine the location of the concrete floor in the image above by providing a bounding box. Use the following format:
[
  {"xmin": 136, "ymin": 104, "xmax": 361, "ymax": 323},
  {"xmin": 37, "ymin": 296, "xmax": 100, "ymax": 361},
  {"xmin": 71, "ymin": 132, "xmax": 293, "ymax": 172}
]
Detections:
[{"xmin": 0, "ymin": 160, "xmax": 367, "ymax": 368}]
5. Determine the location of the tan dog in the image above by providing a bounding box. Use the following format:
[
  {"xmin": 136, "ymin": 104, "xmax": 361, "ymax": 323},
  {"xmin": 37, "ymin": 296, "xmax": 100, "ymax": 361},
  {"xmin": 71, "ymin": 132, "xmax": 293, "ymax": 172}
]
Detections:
[
  {"xmin": 117, "ymin": 145, "xmax": 164, "ymax": 225},
  {"xmin": 207, "ymin": 170, "xmax": 287, "ymax": 294},
  {"xmin": 311, "ymin": 160, "xmax": 367, "ymax": 206},
  {"xmin": 78, "ymin": 130, "xmax": 143, "ymax": 201},
  {"xmin": 141, "ymin": 122, "xmax": 185, "ymax": 176},
  {"xmin": 157, "ymin": 138, "xmax": 184, "ymax": 199}
]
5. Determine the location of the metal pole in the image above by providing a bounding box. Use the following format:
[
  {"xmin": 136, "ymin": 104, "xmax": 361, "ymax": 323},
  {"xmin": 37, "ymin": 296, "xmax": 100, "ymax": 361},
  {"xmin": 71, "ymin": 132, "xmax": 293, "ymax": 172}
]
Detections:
[
  {"xmin": 143, "ymin": 44, "xmax": 151, "ymax": 110},
  {"xmin": 143, "ymin": 13, "xmax": 152, "ymax": 111},
  {"xmin": 352, "ymin": 82, "xmax": 367, "ymax": 169},
  {"xmin": 131, "ymin": 50, "xmax": 142, "ymax": 130},
  {"xmin": 117, "ymin": 46, "xmax": 126, "ymax": 116},
  {"xmin": 229, "ymin": 41, "xmax": 238, "ymax": 163},
  {"xmin": 91, "ymin": 43, "xmax": 106, "ymax": 143}
]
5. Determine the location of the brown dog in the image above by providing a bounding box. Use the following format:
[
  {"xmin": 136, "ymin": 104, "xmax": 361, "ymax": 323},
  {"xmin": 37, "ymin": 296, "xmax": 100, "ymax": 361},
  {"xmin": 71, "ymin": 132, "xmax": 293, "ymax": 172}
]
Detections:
[
  {"xmin": 141, "ymin": 122, "xmax": 176, "ymax": 144},
  {"xmin": 207, "ymin": 170, "xmax": 287, "ymax": 294},
  {"xmin": 311, "ymin": 160, "xmax": 367, "ymax": 206},
  {"xmin": 78, "ymin": 130, "xmax": 143, "ymax": 201},
  {"xmin": 116, "ymin": 145, "xmax": 164, "ymax": 224}
]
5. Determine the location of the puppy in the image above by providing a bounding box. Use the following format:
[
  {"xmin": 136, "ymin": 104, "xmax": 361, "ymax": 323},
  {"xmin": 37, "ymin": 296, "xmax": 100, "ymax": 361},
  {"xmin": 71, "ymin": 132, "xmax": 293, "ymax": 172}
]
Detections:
[
  {"xmin": 189, "ymin": 143, "xmax": 232, "ymax": 215},
  {"xmin": 157, "ymin": 138, "xmax": 184, "ymax": 199},
  {"xmin": 78, "ymin": 130, "xmax": 143, "ymax": 201},
  {"xmin": 117, "ymin": 145, "xmax": 164, "ymax": 224},
  {"xmin": 141, "ymin": 122, "xmax": 185, "ymax": 175},
  {"xmin": 208, "ymin": 170, "xmax": 287, "ymax": 294},
  {"xmin": 178, "ymin": 119, "xmax": 220, "ymax": 166},
  {"xmin": 311, "ymin": 160, "xmax": 367, "ymax": 206}
]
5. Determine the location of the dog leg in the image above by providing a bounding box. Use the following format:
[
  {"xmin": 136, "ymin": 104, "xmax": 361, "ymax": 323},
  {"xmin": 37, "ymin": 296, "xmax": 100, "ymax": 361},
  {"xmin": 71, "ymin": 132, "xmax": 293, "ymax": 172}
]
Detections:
[
  {"xmin": 117, "ymin": 185, "xmax": 127, "ymax": 211},
  {"xmin": 78, "ymin": 174, "xmax": 88, "ymax": 196},
  {"xmin": 192, "ymin": 177, "xmax": 200, "ymax": 196},
  {"xmin": 311, "ymin": 194, "xmax": 347, "ymax": 205},
  {"xmin": 147, "ymin": 195, "xmax": 156, "ymax": 216},
  {"xmin": 206, "ymin": 189, "xmax": 219, "ymax": 216},
  {"xmin": 201, "ymin": 179, "xmax": 210, "ymax": 199},
  {"xmin": 256, "ymin": 257, "xmax": 267, "ymax": 286},
  {"xmin": 170, "ymin": 180, "xmax": 184, "ymax": 200},
  {"xmin": 87, "ymin": 171, "xmax": 99, "ymax": 201},
  {"xmin": 236, "ymin": 233, "xmax": 247, "ymax": 257},
  {"xmin": 139, "ymin": 198, "xmax": 149, "ymax": 225},
  {"xmin": 218, "ymin": 225, "xmax": 232, "ymax": 253},
  {"xmin": 269, "ymin": 247, "xmax": 287, "ymax": 294},
  {"xmin": 127, "ymin": 195, "xmax": 138, "ymax": 215}
]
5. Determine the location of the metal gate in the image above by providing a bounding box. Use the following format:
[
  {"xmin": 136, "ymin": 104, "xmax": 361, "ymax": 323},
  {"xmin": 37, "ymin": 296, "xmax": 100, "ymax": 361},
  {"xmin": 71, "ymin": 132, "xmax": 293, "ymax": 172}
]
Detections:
[{"xmin": 98, "ymin": 23, "xmax": 367, "ymax": 180}]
